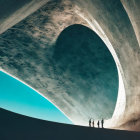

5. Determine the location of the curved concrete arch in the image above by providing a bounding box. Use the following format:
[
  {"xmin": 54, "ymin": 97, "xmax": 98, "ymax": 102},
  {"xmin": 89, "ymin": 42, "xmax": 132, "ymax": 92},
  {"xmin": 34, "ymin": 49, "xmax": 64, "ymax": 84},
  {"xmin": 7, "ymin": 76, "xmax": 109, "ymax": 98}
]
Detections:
[
  {"xmin": 74, "ymin": 5, "xmax": 126, "ymax": 128},
  {"xmin": 0, "ymin": 0, "xmax": 140, "ymax": 131},
  {"xmin": 121, "ymin": 0, "xmax": 140, "ymax": 47},
  {"xmin": 0, "ymin": 0, "xmax": 119, "ymax": 126},
  {"xmin": 74, "ymin": 0, "xmax": 140, "ymax": 130},
  {"xmin": 0, "ymin": 0, "xmax": 49, "ymax": 34}
]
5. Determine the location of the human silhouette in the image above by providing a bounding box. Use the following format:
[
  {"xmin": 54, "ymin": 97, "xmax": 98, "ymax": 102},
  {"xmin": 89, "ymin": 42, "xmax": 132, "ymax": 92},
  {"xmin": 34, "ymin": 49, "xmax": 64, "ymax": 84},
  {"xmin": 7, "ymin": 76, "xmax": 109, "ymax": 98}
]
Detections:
[
  {"xmin": 97, "ymin": 120, "xmax": 100, "ymax": 128},
  {"xmin": 101, "ymin": 119, "xmax": 104, "ymax": 128},
  {"xmin": 89, "ymin": 119, "xmax": 91, "ymax": 127},
  {"xmin": 92, "ymin": 120, "xmax": 94, "ymax": 128}
]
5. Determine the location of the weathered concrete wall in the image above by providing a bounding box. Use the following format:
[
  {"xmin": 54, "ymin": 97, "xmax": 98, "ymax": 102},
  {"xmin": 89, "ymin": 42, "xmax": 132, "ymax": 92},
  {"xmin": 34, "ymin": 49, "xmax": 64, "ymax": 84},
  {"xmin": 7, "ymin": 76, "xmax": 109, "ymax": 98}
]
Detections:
[
  {"xmin": 0, "ymin": 0, "xmax": 49, "ymax": 34},
  {"xmin": 0, "ymin": 0, "xmax": 140, "ymax": 131},
  {"xmin": 74, "ymin": 0, "xmax": 140, "ymax": 130},
  {"xmin": 75, "ymin": 0, "xmax": 140, "ymax": 130},
  {"xmin": 121, "ymin": 0, "xmax": 140, "ymax": 46},
  {"xmin": 0, "ymin": 0, "xmax": 119, "ymax": 126}
]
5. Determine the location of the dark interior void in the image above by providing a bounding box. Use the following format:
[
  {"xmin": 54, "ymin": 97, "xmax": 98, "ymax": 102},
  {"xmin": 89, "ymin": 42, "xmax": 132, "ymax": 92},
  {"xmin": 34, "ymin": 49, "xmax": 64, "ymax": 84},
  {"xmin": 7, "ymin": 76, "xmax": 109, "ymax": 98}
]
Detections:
[{"xmin": 53, "ymin": 24, "xmax": 118, "ymax": 120}]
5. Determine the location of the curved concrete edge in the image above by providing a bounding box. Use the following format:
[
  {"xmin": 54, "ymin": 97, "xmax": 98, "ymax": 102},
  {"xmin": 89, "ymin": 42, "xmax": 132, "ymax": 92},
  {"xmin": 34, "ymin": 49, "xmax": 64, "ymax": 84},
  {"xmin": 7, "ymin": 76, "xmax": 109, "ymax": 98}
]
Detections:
[
  {"xmin": 0, "ymin": 0, "xmax": 126, "ymax": 128},
  {"xmin": 121, "ymin": 0, "xmax": 140, "ymax": 47},
  {"xmin": 0, "ymin": 0, "xmax": 49, "ymax": 34},
  {"xmin": 74, "ymin": 5, "xmax": 126, "ymax": 128},
  {"xmin": 75, "ymin": 0, "xmax": 140, "ymax": 131},
  {"xmin": 0, "ymin": 68, "xmax": 74, "ymax": 125},
  {"xmin": 0, "ymin": 0, "xmax": 140, "ymax": 130}
]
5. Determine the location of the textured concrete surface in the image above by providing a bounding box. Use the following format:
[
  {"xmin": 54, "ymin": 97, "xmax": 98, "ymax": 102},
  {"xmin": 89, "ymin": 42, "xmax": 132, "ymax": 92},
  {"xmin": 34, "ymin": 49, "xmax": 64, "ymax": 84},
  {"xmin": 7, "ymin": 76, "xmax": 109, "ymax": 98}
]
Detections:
[
  {"xmin": 0, "ymin": 0, "xmax": 49, "ymax": 34},
  {"xmin": 0, "ymin": 0, "xmax": 140, "ymax": 131},
  {"xmin": 0, "ymin": 0, "xmax": 119, "ymax": 125}
]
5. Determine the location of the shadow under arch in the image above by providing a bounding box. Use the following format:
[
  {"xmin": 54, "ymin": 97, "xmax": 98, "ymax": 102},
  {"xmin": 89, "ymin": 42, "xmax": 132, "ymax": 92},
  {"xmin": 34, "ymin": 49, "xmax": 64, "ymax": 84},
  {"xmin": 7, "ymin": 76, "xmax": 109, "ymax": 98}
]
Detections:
[{"xmin": 53, "ymin": 24, "xmax": 119, "ymax": 125}]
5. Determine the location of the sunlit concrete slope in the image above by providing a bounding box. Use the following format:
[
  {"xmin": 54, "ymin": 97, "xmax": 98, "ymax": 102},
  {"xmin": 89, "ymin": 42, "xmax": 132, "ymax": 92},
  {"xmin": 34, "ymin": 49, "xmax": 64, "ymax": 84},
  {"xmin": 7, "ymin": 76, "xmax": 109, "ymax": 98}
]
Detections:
[
  {"xmin": 0, "ymin": 0, "xmax": 140, "ymax": 131},
  {"xmin": 0, "ymin": 108, "xmax": 140, "ymax": 140}
]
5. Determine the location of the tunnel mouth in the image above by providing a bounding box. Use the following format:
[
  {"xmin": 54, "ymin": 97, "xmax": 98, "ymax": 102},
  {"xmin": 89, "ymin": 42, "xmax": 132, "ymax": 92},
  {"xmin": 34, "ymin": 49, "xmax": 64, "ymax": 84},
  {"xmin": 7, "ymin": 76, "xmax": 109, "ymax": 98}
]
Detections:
[{"xmin": 53, "ymin": 24, "xmax": 119, "ymax": 122}]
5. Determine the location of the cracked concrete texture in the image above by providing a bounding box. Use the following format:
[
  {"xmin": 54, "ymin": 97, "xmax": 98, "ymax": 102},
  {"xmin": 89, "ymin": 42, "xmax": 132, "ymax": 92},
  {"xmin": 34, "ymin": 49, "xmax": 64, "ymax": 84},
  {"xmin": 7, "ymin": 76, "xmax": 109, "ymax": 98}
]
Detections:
[{"xmin": 0, "ymin": 0, "xmax": 140, "ymax": 131}]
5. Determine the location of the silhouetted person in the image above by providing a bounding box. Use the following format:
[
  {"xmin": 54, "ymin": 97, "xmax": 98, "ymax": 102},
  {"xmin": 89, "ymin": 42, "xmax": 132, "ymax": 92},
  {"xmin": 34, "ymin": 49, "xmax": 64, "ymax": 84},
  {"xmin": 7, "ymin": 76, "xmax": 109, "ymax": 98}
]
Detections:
[
  {"xmin": 92, "ymin": 120, "xmax": 94, "ymax": 128},
  {"xmin": 89, "ymin": 119, "xmax": 91, "ymax": 127},
  {"xmin": 97, "ymin": 120, "xmax": 100, "ymax": 128},
  {"xmin": 101, "ymin": 119, "xmax": 104, "ymax": 128}
]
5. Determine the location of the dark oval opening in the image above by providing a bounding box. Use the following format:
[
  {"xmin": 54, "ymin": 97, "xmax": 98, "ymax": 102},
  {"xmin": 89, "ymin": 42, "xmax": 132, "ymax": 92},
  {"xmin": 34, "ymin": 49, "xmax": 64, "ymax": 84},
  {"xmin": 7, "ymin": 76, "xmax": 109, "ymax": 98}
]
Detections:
[{"xmin": 53, "ymin": 24, "xmax": 119, "ymax": 121}]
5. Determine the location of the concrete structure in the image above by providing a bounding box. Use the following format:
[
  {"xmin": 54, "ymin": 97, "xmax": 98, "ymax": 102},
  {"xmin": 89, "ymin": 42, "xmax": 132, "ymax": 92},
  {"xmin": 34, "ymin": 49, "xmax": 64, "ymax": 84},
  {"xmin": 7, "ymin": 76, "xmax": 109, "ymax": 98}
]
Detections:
[{"xmin": 0, "ymin": 0, "xmax": 140, "ymax": 131}]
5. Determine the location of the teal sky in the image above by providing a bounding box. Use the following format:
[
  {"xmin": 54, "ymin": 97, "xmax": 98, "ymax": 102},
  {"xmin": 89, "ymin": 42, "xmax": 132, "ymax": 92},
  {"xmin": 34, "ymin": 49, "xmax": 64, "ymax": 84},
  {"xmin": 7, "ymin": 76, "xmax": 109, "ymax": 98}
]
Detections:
[{"xmin": 0, "ymin": 71, "xmax": 72, "ymax": 124}]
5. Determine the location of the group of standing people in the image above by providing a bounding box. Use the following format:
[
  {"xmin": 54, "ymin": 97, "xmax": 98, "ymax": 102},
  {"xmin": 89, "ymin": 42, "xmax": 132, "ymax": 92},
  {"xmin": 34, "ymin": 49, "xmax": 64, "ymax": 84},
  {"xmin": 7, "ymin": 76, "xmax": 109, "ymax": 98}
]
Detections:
[{"xmin": 89, "ymin": 119, "xmax": 104, "ymax": 128}]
